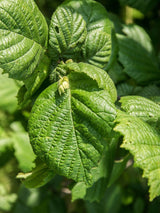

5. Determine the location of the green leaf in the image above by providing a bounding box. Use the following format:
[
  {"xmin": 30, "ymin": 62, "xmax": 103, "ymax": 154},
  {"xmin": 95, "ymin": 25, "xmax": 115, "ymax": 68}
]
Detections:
[
  {"xmin": 137, "ymin": 85, "xmax": 160, "ymax": 98},
  {"xmin": 71, "ymin": 182, "xmax": 87, "ymax": 201},
  {"xmin": 19, "ymin": 55, "xmax": 50, "ymax": 108},
  {"xmin": 117, "ymin": 83, "xmax": 142, "ymax": 97},
  {"xmin": 11, "ymin": 122, "xmax": 36, "ymax": 172},
  {"xmin": 120, "ymin": 96, "xmax": 160, "ymax": 123},
  {"xmin": 0, "ymin": 0, "xmax": 48, "ymax": 80},
  {"xmin": 0, "ymin": 71, "xmax": 19, "ymax": 113},
  {"xmin": 66, "ymin": 62, "xmax": 117, "ymax": 102},
  {"xmin": 114, "ymin": 111, "xmax": 160, "ymax": 201},
  {"xmin": 49, "ymin": 6, "xmax": 87, "ymax": 61},
  {"xmin": 117, "ymin": 25, "xmax": 160, "ymax": 84},
  {"xmin": 119, "ymin": 0, "xmax": 159, "ymax": 14},
  {"xmin": 71, "ymin": 134, "xmax": 119, "ymax": 202},
  {"xmin": 108, "ymin": 154, "xmax": 130, "ymax": 187},
  {"xmin": 62, "ymin": 0, "xmax": 112, "ymax": 34},
  {"xmin": 29, "ymin": 63, "xmax": 116, "ymax": 185},
  {"xmin": 108, "ymin": 61, "xmax": 127, "ymax": 84},
  {"xmin": 82, "ymin": 31, "xmax": 111, "ymax": 69},
  {"xmin": 17, "ymin": 161, "xmax": 54, "ymax": 188}
]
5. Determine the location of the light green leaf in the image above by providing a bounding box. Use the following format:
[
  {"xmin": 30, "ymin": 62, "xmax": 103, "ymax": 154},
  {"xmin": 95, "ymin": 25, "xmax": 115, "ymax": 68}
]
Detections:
[
  {"xmin": 120, "ymin": 96, "xmax": 160, "ymax": 122},
  {"xmin": 0, "ymin": 0, "xmax": 48, "ymax": 80},
  {"xmin": 71, "ymin": 182, "xmax": 87, "ymax": 201},
  {"xmin": 117, "ymin": 25, "xmax": 160, "ymax": 84},
  {"xmin": 29, "ymin": 64, "xmax": 116, "ymax": 185},
  {"xmin": 0, "ymin": 185, "xmax": 17, "ymax": 211},
  {"xmin": 62, "ymin": 0, "xmax": 112, "ymax": 34},
  {"xmin": 49, "ymin": 6, "xmax": 87, "ymax": 61},
  {"xmin": 17, "ymin": 161, "xmax": 54, "ymax": 188},
  {"xmin": 114, "ymin": 111, "xmax": 160, "ymax": 201},
  {"xmin": 11, "ymin": 122, "xmax": 36, "ymax": 172},
  {"xmin": 0, "ymin": 71, "xmax": 19, "ymax": 113},
  {"xmin": 119, "ymin": 0, "xmax": 159, "ymax": 14},
  {"xmin": 82, "ymin": 31, "xmax": 111, "ymax": 69}
]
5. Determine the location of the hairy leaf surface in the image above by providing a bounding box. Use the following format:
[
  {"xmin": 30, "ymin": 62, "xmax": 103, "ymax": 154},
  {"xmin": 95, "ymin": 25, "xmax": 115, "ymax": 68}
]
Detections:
[
  {"xmin": 29, "ymin": 64, "xmax": 117, "ymax": 184},
  {"xmin": 0, "ymin": 0, "xmax": 48, "ymax": 80},
  {"xmin": 115, "ymin": 111, "xmax": 160, "ymax": 201}
]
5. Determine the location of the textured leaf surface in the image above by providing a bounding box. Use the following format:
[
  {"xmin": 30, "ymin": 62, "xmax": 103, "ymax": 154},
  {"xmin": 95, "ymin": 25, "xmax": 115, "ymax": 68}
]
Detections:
[
  {"xmin": 82, "ymin": 31, "xmax": 111, "ymax": 69},
  {"xmin": 120, "ymin": 96, "xmax": 160, "ymax": 122},
  {"xmin": 63, "ymin": 0, "xmax": 112, "ymax": 34},
  {"xmin": 0, "ymin": 0, "xmax": 48, "ymax": 80},
  {"xmin": 114, "ymin": 111, "xmax": 160, "ymax": 201},
  {"xmin": 49, "ymin": 6, "xmax": 87, "ymax": 61},
  {"xmin": 66, "ymin": 62, "xmax": 117, "ymax": 102},
  {"xmin": 117, "ymin": 25, "xmax": 160, "ymax": 84},
  {"xmin": 29, "ymin": 64, "xmax": 117, "ymax": 184}
]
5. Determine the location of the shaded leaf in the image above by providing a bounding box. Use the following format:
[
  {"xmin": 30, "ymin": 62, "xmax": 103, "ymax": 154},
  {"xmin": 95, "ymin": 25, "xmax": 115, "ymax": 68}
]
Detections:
[
  {"xmin": 119, "ymin": 0, "xmax": 159, "ymax": 14},
  {"xmin": 117, "ymin": 25, "xmax": 160, "ymax": 84}
]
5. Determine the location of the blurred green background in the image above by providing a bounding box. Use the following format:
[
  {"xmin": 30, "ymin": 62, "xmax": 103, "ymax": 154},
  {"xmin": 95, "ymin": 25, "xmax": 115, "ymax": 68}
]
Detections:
[{"xmin": 0, "ymin": 0, "xmax": 160, "ymax": 212}]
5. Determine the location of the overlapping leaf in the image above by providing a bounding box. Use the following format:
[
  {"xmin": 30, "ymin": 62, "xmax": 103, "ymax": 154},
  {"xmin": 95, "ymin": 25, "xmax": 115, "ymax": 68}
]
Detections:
[
  {"xmin": 62, "ymin": 0, "xmax": 112, "ymax": 34},
  {"xmin": 49, "ymin": 6, "xmax": 87, "ymax": 61},
  {"xmin": 120, "ymin": 96, "xmax": 160, "ymax": 123},
  {"xmin": 117, "ymin": 25, "xmax": 160, "ymax": 84},
  {"xmin": 115, "ymin": 96, "xmax": 160, "ymax": 200},
  {"xmin": 82, "ymin": 31, "xmax": 111, "ymax": 69},
  {"xmin": 0, "ymin": 0, "xmax": 48, "ymax": 80},
  {"xmin": 29, "ymin": 62, "xmax": 117, "ymax": 185}
]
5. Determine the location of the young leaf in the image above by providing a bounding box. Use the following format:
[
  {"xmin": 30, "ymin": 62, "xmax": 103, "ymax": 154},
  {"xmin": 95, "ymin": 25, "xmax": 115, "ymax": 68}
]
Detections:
[
  {"xmin": 49, "ymin": 6, "xmax": 87, "ymax": 61},
  {"xmin": 114, "ymin": 111, "xmax": 160, "ymax": 201},
  {"xmin": 29, "ymin": 64, "xmax": 117, "ymax": 185},
  {"xmin": 0, "ymin": 0, "xmax": 48, "ymax": 80}
]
